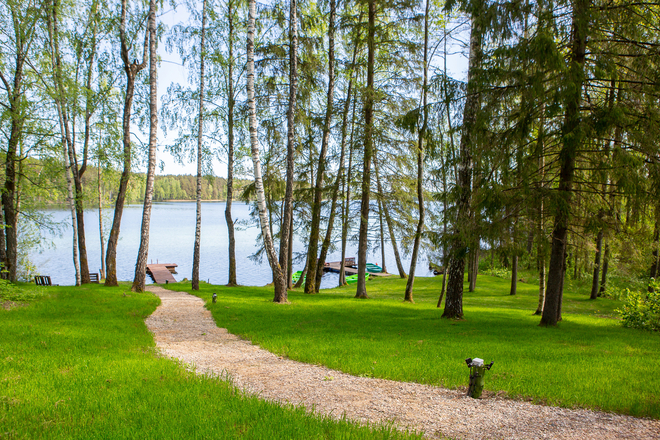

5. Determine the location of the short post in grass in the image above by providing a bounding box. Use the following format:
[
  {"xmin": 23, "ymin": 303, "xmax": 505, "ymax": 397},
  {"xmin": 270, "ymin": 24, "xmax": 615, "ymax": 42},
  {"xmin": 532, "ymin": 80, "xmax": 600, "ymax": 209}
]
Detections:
[
  {"xmin": 465, "ymin": 358, "xmax": 494, "ymax": 398},
  {"xmin": 212, "ymin": 293, "xmax": 217, "ymax": 303}
]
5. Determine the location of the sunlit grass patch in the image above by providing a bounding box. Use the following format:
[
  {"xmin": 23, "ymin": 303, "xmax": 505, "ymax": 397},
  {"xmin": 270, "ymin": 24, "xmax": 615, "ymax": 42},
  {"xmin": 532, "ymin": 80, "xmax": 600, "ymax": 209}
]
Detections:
[
  {"xmin": 171, "ymin": 272, "xmax": 660, "ymax": 419},
  {"xmin": 0, "ymin": 283, "xmax": 421, "ymax": 439}
]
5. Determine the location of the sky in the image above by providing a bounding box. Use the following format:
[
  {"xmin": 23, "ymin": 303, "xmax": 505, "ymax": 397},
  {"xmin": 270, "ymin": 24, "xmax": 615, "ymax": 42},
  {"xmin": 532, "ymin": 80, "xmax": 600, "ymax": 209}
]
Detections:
[{"xmin": 145, "ymin": 4, "xmax": 470, "ymax": 177}]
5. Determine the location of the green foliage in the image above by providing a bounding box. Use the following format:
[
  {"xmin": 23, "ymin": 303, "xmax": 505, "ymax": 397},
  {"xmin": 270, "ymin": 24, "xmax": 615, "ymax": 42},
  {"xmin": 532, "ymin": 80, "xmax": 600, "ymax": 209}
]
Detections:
[
  {"xmin": 487, "ymin": 266, "xmax": 511, "ymax": 279},
  {"xmin": 0, "ymin": 283, "xmax": 420, "ymax": 439},
  {"xmin": 168, "ymin": 273, "xmax": 660, "ymax": 419},
  {"xmin": 616, "ymin": 280, "xmax": 660, "ymax": 332},
  {"xmin": 0, "ymin": 280, "xmax": 44, "ymax": 303}
]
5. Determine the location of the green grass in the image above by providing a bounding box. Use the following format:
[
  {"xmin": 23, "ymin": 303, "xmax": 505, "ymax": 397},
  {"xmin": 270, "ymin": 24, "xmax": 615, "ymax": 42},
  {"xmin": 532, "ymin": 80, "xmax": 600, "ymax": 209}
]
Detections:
[
  {"xmin": 166, "ymin": 272, "xmax": 660, "ymax": 419},
  {"xmin": 0, "ymin": 283, "xmax": 421, "ymax": 439}
]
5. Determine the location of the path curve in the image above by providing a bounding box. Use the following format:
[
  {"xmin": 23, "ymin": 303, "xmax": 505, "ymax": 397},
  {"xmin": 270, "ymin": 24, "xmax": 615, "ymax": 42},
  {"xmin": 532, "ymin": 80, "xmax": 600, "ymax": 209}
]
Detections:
[{"xmin": 145, "ymin": 285, "xmax": 659, "ymax": 440}]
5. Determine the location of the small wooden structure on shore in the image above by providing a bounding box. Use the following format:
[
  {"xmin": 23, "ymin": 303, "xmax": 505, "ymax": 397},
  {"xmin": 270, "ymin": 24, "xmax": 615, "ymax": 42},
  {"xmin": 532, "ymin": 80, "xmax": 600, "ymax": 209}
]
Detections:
[{"xmin": 146, "ymin": 263, "xmax": 178, "ymax": 284}]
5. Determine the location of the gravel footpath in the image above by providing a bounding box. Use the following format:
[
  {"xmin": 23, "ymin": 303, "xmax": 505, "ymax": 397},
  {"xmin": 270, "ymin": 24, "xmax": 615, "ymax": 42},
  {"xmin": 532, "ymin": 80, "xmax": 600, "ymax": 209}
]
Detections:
[{"xmin": 145, "ymin": 285, "xmax": 659, "ymax": 440}]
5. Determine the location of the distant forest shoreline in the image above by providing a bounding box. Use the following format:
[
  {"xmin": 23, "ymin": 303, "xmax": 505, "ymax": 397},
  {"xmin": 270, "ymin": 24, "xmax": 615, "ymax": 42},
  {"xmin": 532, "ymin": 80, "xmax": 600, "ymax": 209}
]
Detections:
[{"xmin": 36, "ymin": 168, "xmax": 252, "ymax": 207}]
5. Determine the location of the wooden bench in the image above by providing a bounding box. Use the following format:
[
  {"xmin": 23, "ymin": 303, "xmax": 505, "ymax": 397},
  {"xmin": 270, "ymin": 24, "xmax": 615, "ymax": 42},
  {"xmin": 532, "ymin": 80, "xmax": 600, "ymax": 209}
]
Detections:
[
  {"xmin": 89, "ymin": 273, "xmax": 100, "ymax": 283},
  {"xmin": 344, "ymin": 257, "xmax": 356, "ymax": 267},
  {"xmin": 34, "ymin": 276, "xmax": 57, "ymax": 286}
]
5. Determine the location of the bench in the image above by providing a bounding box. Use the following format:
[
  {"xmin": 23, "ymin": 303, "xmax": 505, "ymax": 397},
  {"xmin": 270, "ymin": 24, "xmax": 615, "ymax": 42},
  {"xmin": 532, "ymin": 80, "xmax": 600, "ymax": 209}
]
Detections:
[
  {"xmin": 34, "ymin": 276, "xmax": 58, "ymax": 286},
  {"xmin": 344, "ymin": 257, "xmax": 356, "ymax": 267},
  {"xmin": 89, "ymin": 273, "xmax": 100, "ymax": 283}
]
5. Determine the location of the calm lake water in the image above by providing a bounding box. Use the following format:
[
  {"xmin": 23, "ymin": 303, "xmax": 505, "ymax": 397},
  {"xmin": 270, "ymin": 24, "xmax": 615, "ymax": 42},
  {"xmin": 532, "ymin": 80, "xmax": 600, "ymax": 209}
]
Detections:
[{"xmin": 31, "ymin": 201, "xmax": 432, "ymax": 287}]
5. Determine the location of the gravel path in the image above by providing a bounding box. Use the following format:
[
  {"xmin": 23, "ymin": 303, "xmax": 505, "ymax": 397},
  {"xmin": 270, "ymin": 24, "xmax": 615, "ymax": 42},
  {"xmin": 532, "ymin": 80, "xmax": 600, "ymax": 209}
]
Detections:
[{"xmin": 145, "ymin": 285, "xmax": 660, "ymax": 440}]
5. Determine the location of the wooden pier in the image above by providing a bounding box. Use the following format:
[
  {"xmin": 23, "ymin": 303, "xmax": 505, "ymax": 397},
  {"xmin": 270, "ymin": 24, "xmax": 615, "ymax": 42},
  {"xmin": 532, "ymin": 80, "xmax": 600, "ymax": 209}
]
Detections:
[
  {"xmin": 322, "ymin": 261, "xmax": 389, "ymax": 277},
  {"xmin": 146, "ymin": 263, "xmax": 178, "ymax": 284}
]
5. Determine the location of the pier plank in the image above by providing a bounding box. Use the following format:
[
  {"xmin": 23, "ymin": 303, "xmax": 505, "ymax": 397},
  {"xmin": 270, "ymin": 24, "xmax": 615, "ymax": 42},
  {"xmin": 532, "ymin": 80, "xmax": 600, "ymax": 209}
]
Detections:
[{"xmin": 146, "ymin": 263, "xmax": 178, "ymax": 284}]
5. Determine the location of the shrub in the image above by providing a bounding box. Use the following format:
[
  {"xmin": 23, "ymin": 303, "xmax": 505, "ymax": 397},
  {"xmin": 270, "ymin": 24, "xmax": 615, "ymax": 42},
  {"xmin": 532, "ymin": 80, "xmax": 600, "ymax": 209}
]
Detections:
[
  {"xmin": 616, "ymin": 279, "xmax": 660, "ymax": 332},
  {"xmin": 0, "ymin": 279, "xmax": 45, "ymax": 303},
  {"xmin": 488, "ymin": 266, "xmax": 511, "ymax": 279}
]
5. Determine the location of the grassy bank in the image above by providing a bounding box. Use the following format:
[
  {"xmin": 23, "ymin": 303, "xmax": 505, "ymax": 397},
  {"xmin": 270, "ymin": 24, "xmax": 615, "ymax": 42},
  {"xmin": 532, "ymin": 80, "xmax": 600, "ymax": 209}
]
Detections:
[
  {"xmin": 169, "ymin": 273, "xmax": 660, "ymax": 419},
  {"xmin": 0, "ymin": 284, "xmax": 420, "ymax": 439}
]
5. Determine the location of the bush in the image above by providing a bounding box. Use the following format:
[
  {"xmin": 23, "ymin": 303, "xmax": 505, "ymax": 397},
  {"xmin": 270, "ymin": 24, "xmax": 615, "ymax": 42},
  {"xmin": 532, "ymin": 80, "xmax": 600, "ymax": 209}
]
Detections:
[
  {"xmin": 616, "ymin": 279, "xmax": 660, "ymax": 332},
  {"xmin": 0, "ymin": 279, "xmax": 45, "ymax": 303},
  {"xmin": 488, "ymin": 266, "xmax": 511, "ymax": 279}
]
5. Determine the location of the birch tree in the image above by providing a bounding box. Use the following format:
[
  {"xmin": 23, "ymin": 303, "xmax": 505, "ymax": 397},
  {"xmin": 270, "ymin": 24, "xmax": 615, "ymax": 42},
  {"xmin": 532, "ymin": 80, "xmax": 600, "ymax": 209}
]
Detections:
[
  {"xmin": 105, "ymin": 0, "xmax": 149, "ymax": 286},
  {"xmin": 246, "ymin": 0, "xmax": 285, "ymax": 301},
  {"xmin": 131, "ymin": 0, "xmax": 157, "ymax": 293}
]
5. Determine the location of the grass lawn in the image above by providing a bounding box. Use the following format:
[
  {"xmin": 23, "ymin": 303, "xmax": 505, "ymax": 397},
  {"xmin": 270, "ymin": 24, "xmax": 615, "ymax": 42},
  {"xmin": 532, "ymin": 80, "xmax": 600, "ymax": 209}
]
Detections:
[
  {"xmin": 0, "ymin": 283, "xmax": 420, "ymax": 439},
  {"xmin": 167, "ymin": 272, "xmax": 660, "ymax": 419}
]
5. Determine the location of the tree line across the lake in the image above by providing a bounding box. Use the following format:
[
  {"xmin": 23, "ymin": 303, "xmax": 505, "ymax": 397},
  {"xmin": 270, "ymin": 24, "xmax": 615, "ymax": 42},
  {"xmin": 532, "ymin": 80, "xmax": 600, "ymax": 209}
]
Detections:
[{"xmin": 1, "ymin": 0, "xmax": 659, "ymax": 326}]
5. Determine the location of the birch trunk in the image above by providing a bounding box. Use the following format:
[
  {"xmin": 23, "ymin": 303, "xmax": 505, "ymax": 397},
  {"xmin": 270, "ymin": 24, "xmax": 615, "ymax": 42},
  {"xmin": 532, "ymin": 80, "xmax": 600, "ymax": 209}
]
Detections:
[
  {"xmin": 276, "ymin": 0, "xmax": 298, "ymax": 301},
  {"xmin": 106, "ymin": 0, "xmax": 149, "ymax": 286},
  {"xmin": 131, "ymin": 0, "xmax": 158, "ymax": 293},
  {"xmin": 225, "ymin": 0, "xmax": 237, "ymax": 286},
  {"xmin": 98, "ymin": 156, "xmax": 105, "ymax": 279},
  {"xmin": 192, "ymin": 0, "xmax": 208, "ymax": 291},
  {"xmin": 247, "ymin": 0, "xmax": 284, "ymax": 299}
]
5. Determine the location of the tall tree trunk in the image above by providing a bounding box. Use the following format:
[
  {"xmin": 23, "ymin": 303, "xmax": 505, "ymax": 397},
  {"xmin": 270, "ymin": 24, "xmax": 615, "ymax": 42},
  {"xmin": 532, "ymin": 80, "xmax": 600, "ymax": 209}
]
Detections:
[
  {"xmin": 534, "ymin": 106, "xmax": 546, "ymax": 315},
  {"xmin": 247, "ymin": 0, "xmax": 284, "ymax": 299},
  {"xmin": 404, "ymin": 0, "xmax": 430, "ymax": 302},
  {"xmin": 46, "ymin": 0, "xmax": 80, "ymax": 285},
  {"xmin": 541, "ymin": 0, "xmax": 588, "ymax": 326},
  {"xmin": 649, "ymin": 218, "xmax": 659, "ymax": 293},
  {"xmin": 0, "ymin": 99, "xmax": 19, "ymax": 283},
  {"xmin": 355, "ymin": 0, "xmax": 375, "ymax": 299},
  {"xmin": 0, "ymin": 210, "xmax": 7, "ymax": 279},
  {"xmin": 377, "ymin": 196, "xmax": 386, "ymax": 272},
  {"xmin": 469, "ymin": 245, "xmax": 479, "ymax": 292},
  {"xmin": 66, "ymin": 161, "xmax": 81, "ymax": 285},
  {"xmin": 510, "ymin": 256, "xmax": 518, "ymax": 296},
  {"xmin": 275, "ymin": 0, "xmax": 298, "ymax": 302},
  {"xmin": 437, "ymin": 19, "xmax": 452, "ymax": 308},
  {"xmin": 313, "ymin": 14, "xmax": 361, "ymax": 293},
  {"xmin": 590, "ymin": 229, "xmax": 603, "ymax": 299},
  {"xmin": 510, "ymin": 220, "xmax": 518, "ymax": 295},
  {"xmin": 225, "ymin": 0, "xmax": 237, "ymax": 286},
  {"xmin": 73, "ymin": 7, "xmax": 99, "ymax": 284},
  {"xmin": 106, "ymin": 0, "xmax": 149, "ymax": 286},
  {"xmin": 192, "ymin": 0, "xmax": 208, "ymax": 291},
  {"xmin": 98, "ymin": 156, "xmax": 105, "ymax": 279},
  {"xmin": 305, "ymin": 0, "xmax": 336, "ymax": 294},
  {"xmin": 287, "ymin": 213, "xmax": 294, "ymax": 289},
  {"xmin": 51, "ymin": 0, "xmax": 92, "ymax": 284},
  {"xmin": 443, "ymin": 10, "xmax": 483, "ymax": 319},
  {"xmin": 651, "ymin": 219, "xmax": 659, "ymax": 279},
  {"xmin": 599, "ymin": 240, "xmax": 609, "ymax": 296},
  {"xmin": 132, "ymin": 0, "xmax": 158, "ymax": 293},
  {"xmin": 339, "ymin": 101, "xmax": 357, "ymax": 287},
  {"xmin": 374, "ymin": 150, "xmax": 405, "ymax": 278}
]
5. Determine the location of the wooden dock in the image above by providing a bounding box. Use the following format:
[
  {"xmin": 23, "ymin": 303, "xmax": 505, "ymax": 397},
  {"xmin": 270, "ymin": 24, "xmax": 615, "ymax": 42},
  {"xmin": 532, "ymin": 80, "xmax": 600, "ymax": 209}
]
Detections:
[
  {"xmin": 146, "ymin": 263, "xmax": 178, "ymax": 284},
  {"xmin": 322, "ymin": 261, "xmax": 389, "ymax": 277}
]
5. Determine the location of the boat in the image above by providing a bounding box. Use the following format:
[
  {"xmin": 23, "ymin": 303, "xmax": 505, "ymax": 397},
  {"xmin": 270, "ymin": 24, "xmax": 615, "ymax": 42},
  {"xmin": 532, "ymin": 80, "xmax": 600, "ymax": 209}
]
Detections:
[
  {"xmin": 292, "ymin": 270, "xmax": 304, "ymax": 283},
  {"xmin": 346, "ymin": 272, "xmax": 370, "ymax": 284},
  {"xmin": 365, "ymin": 263, "xmax": 383, "ymax": 273}
]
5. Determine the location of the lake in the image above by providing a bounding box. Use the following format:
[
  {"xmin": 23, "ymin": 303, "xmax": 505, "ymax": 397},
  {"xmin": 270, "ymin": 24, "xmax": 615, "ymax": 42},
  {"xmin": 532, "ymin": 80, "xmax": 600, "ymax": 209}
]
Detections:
[{"xmin": 31, "ymin": 201, "xmax": 433, "ymax": 288}]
